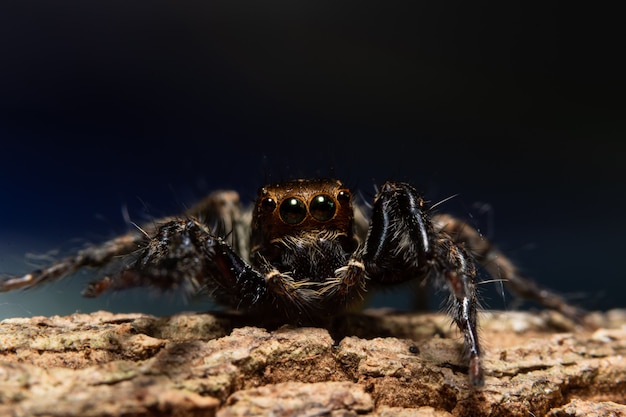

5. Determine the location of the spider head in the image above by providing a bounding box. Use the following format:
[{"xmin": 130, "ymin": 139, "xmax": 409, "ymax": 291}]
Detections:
[{"xmin": 250, "ymin": 178, "xmax": 355, "ymax": 256}]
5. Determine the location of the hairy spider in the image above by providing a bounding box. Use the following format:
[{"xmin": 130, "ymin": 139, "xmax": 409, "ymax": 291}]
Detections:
[{"xmin": 1, "ymin": 178, "xmax": 584, "ymax": 386}]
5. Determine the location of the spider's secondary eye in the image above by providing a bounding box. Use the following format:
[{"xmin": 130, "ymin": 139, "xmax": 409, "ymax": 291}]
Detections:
[
  {"xmin": 337, "ymin": 190, "xmax": 351, "ymax": 203},
  {"xmin": 310, "ymin": 194, "xmax": 336, "ymax": 221},
  {"xmin": 279, "ymin": 197, "xmax": 307, "ymax": 224},
  {"xmin": 260, "ymin": 197, "xmax": 277, "ymax": 213}
]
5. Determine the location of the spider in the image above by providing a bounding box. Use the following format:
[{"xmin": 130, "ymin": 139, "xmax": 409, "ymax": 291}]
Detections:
[{"xmin": 1, "ymin": 178, "xmax": 584, "ymax": 386}]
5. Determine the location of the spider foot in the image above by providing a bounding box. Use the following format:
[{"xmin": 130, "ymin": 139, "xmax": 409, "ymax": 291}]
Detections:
[{"xmin": 469, "ymin": 355, "xmax": 484, "ymax": 387}]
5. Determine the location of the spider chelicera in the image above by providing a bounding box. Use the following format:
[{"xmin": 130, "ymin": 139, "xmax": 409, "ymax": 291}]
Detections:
[{"xmin": 1, "ymin": 178, "xmax": 584, "ymax": 386}]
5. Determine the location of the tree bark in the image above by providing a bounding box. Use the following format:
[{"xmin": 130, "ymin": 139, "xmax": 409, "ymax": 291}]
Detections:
[{"xmin": 1, "ymin": 308, "xmax": 625, "ymax": 417}]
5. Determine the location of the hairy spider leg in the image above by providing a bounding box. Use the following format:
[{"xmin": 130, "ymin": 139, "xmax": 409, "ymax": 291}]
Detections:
[
  {"xmin": 435, "ymin": 240, "xmax": 484, "ymax": 387},
  {"xmin": 81, "ymin": 219, "xmax": 269, "ymax": 308},
  {"xmin": 184, "ymin": 190, "xmax": 251, "ymax": 262},
  {"xmin": 433, "ymin": 213, "xmax": 586, "ymax": 322},
  {"xmin": 0, "ymin": 189, "xmax": 247, "ymax": 296},
  {"xmin": 361, "ymin": 182, "xmax": 484, "ymax": 386},
  {"xmin": 0, "ymin": 233, "xmax": 145, "ymax": 292}
]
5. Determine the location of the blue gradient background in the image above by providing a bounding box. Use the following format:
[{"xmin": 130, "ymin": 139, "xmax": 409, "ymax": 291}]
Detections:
[{"xmin": 1, "ymin": 2, "xmax": 624, "ymax": 319}]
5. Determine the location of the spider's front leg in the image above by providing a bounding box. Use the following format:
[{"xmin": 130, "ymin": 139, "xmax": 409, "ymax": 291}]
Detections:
[
  {"xmin": 0, "ymin": 189, "xmax": 256, "ymax": 303},
  {"xmin": 433, "ymin": 213, "xmax": 587, "ymax": 322},
  {"xmin": 362, "ymin": 182, "xmax": 484, "ymax": 386},
  {"xmin": 82, "ymin": 218, "xmax": 269, "ymax": 309}
]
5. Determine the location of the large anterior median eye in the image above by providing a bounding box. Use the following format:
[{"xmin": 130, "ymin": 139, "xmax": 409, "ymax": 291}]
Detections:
[
  {"xmin": 279, "ymin": 197, "xmax": 307, "ymax": 224},
  {"xmin": 310, "ymin": 194, "xmax": 336, "ymax": 221}
]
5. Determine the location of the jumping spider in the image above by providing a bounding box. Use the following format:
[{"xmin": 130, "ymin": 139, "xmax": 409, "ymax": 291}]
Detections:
[{"xmin": 1, "ymin": 178, "xmax": 584, "ymax": 386}]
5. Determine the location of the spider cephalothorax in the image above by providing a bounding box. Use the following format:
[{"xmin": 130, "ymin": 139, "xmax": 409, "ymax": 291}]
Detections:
[
  {"xmin": 1, "ymin": 178, "xmax": 585, "ymax": 387},
  {"xmin": 250, "ymin": 179, "xmax": 358, "ymax": 289}
]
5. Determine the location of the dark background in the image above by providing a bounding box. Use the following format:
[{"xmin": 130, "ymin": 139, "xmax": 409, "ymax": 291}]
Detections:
[{"xmin": 0, "ymin": 2, "xmax": 624, "ymax": 319}]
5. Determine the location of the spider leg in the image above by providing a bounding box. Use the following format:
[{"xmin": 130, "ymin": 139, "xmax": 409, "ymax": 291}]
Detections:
[
  {"xmin": 436, "ymin": 238, "xmax": 484, "ymax": 387},
  {"xmin": 1, "ymin": 190, "xmax": 251, "ymax": 296},
  {"xmin": 0, "ymin": 232, "xmax": 144, "ymax": 292},
  {"xmin": 184, "ymin": 189, "xmax": 250, "ymax": 261},
  {"xmin": 362, "ymin": 182, "xmax": 485, "ymax": 386},
  {"xmin": 83, "ymin": 218, "xmax": 342, "ymax": 321},
  {"xmin": 82, "ymin": 219, "xmax": 269, "ymax": 309},
  {"xmin": 361, "ymin": 182, "xmax": 432, "ymax": 283},
  {"xmin": 433, "ymin": 213, "xmax": 586, "ymax": 322}
]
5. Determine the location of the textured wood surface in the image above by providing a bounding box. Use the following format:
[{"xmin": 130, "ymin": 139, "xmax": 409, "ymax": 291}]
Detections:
[{"xmin": 1, "ymin": 309, "xmax": 625, "ymax": 416}]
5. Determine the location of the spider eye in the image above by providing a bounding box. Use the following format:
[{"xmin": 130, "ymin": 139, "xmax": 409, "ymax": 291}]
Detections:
[
  {"xmin": 279, "ymin": 197, "xmax": 307, "ymax": 224},
  {"xmin": 310, "ymin": 194, "xmax": 336, "ymax": 221},
  {"xmin": 337, "ymin": 190, "xmax": 351, "ymax": 203},
  {"xmin": 260, "ymin": 197, "xmax": 277, "ymax": 213}
]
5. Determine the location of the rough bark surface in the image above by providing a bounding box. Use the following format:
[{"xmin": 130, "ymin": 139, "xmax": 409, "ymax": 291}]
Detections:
[{"xmin": 1, "ymin": 308, "xmax": 625, "ymax": 417}]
